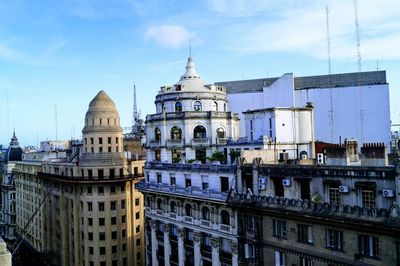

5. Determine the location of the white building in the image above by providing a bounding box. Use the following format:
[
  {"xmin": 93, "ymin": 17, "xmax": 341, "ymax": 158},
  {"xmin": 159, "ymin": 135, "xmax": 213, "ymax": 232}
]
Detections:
[
  {"xmin": 139, "ymin": 57, "xmax": 240, "ymax": 266},
  {"xmin": 217, "ymin": 71, "xmax": 391, "ymax": 147}
]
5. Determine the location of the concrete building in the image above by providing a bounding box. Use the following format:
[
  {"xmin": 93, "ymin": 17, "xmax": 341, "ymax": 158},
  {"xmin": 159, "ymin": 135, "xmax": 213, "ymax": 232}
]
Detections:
[
  {"xmin": 217, "ymin": 71, "xmax": 391, "ymax": 148},
  {"xmin": 14, "ymin": 91, "xmax": 145, "ymax": 266},
  {"xmin": 0, "ymin": 237, "xmax": 11, "ymax": 266},
  {"xmin": 139, "ymin": 57, "xmax": 241, "ymax": 266},
  {"xmin": 0, "ymin": 131, "xmax": 23, "ymax": 241}
]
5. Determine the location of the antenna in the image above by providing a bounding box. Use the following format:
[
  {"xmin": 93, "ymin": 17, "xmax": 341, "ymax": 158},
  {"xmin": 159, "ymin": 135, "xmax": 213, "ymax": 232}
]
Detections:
[
  {"xmin": 326, "ymin": 5, "xmax": 334, "ymax": 142},
  {"xmin": 189, "ymin": 38, "xmax": 192, "ymax": 58},
  {"xmin": 54, "ymin": 104, "xmax": 58, "ymax": 141},
  {"xmin": 325, "ymin": 6, "xmax": 332, "ymax": 75},
  {"xmin": 354, "ymin": 0, "xmax": 362, "ymax": 72},
  {"xmin": 133, "ymin": 79, "xmax": 139, "ymax": 125}
]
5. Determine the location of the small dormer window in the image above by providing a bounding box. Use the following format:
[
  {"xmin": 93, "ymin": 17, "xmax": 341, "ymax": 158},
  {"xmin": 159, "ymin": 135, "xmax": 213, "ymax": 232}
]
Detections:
[{"xmin": 194, "ymin": 101, "xmax": 202, "ymax": 111}]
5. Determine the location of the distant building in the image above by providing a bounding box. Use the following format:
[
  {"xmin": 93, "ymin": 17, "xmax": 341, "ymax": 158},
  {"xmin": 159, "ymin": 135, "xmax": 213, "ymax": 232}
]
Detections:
[
  {"xmin": 0, "ymin": 131, "xmax": 22, "ymax": 241},
  {"xmin": 217, "ymin": 71, "xmax": 391, "ymax": 148},
  {"xmin": 14, "ymin": 91, "xmax": 145, "ymax": 266}
]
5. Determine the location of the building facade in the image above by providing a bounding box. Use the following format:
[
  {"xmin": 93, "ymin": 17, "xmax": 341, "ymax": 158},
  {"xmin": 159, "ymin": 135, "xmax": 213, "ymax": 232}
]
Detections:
[
  {"xmin": 139, "ymin": 57, "xmax": 241, "ymax": 266},
  {"xmin": 14, "ymin": 91, "xmax": 145, "ymax": 266},
  {"xmin": 217, "ymin": 71, "xmax": 391, "ymax": 148},
  {"xmin": 0, "ymin": 131, "xmax": 23, "ymax": 241}
]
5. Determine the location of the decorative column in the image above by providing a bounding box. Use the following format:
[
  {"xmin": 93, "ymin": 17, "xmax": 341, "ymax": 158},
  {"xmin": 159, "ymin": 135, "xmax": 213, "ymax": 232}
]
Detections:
[
  {"xmin": 193, "ymin": 232, "xmax": 202, "ymax": 266},
  {"xmin": 177, "ymin": 227, "xmax": 185, "ymax": 266},
  {"xmin": 163, "ymin": 224, "xmax": 171, "ymax": 266},
  {"xmin": 150, "ymin": 220, "xmax": 158, "ymax": 266},
  {"xmin": 231, "ymin": 241, "xmax": 239, "ymax": 266},
  {"xmin": 252, "ymin": 160, "xmax": 260, "ymax": 195},
  {"xmin": 236, "ymin": 168, "xmax": 243, "ymax": 193},
  {"xmin": 211, "ymin": 237, "xmax": 221, "ymax": 266}
]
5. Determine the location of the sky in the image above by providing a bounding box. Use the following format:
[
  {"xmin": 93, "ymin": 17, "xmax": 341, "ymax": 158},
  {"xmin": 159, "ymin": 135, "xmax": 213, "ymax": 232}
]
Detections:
[{"xmin": 0, "ymin": 0, "xmax": 399, "ymax": 146}]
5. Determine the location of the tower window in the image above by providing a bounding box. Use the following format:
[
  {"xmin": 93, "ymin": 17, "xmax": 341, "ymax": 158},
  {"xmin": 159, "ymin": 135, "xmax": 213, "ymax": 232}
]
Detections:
[
  {"xmin": 175, "ymin": 102, "xmax": 183, "ymax": 112},
  {"xmin": 193, "ymin": 101, "xmax": 202, "ymax": 111},
  {"xmin": 171, "ymin": 127, "xmax": 182, "ymax": 140}
]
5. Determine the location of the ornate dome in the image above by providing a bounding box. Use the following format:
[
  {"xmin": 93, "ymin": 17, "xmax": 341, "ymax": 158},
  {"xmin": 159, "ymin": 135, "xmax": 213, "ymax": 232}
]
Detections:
[
  {"xmin": 82, "ymin": 90, "xmax": 122, "ymax": 134},
  {"xmin": 173, "ymin": 57, "xmax": 208, "ymax": 91},
  {"xmin": 4, "ymin": 131, "xmax": 22, "ymax": 163}
]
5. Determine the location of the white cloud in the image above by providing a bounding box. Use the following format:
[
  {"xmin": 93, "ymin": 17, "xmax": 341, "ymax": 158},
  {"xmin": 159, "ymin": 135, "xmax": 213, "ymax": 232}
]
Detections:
[
  {"xmin": 218, "ymin": 0, "xmax": 400, "ymax": 61},
  {"xmin": 144, "ymin": 25, "xmax": 191, "ymax": 49}
]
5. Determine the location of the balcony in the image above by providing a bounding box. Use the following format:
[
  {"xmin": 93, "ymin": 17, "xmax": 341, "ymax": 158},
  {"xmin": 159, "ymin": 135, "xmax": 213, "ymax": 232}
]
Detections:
[
  {"xmin": 147, "ymin": 111, "xmax": 239, "ymax": 122},
  {"xmin": 191, "ymin": 138, "xmax": 210, "ymax": 147},
  {"xmin": 217, "ymin": 138, "xmax": 228, "ymax": 145},
  {"xmin": 220, "ymin": 224, "xmax": 230, "ymax": 232},
  {"xmin": 166, "ymin": 139, "xmax": 184, "ymax": 148},
  {"xmin": 145, "ymin": 161, "xmax": 236, "ymax": 173},
  {"xmin": 137, "ymin": 182, "xmax": 229, "ymax": 202},
  {"xmin": 149, "ymin": 140, "xmax": 162, "ymax": 148}
]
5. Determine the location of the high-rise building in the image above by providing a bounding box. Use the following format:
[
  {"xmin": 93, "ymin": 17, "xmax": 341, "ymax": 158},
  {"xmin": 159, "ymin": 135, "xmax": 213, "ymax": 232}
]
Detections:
[
  {"xmin": 139, "ymin": 57, "xmax": 241, "ymax": 266},
  {"xmin": 15, "ymin": 91, "xmax": 145, "ymax": 266}
]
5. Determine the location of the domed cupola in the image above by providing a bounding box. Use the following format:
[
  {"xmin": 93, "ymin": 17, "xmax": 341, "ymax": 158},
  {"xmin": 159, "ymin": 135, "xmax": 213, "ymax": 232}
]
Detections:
[
  {"xmin": 174, "ymin": 57, "xmax": 208, "ymax": 91},
  {"xmin": 4, "ymin": 130, "xmax": 22, "ymax": 162},
  {"xmin": 81, "ymin": 90, "xmax": 124, "ymax": 162},
  {"xmin": 180, "ymin": 57, "xmax": 201, "ymax": 80}
]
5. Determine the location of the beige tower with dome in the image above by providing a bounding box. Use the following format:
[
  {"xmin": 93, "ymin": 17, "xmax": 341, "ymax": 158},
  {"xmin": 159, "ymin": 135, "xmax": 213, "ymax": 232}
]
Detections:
[{"xmin": 15, "ymin": 90, "xmax": 145, "ymax": 266}]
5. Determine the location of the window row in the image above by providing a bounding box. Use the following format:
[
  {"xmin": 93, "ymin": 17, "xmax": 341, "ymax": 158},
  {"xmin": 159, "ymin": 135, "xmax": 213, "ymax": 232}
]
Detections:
[
  {"xmin": 172, "ymin": 101, "xmax": 226, "ymax": 112},
  {"xmin": 85, "ymin": 117, "xmax": 119, "ymax": 126},
  {"xmin": 154, "ymin": 126, "xmax": 226, "ymax": 141},
  {"xmin": 84, "ymin": 137, "xmax": 120, "ymax": 145},
  {"xmin": 82, "ymin": 199, "xmax": 125, "ymax": 212},
  {"xmin": 271, "ymin": 219, "xmax": 379, "ymax": 258}
]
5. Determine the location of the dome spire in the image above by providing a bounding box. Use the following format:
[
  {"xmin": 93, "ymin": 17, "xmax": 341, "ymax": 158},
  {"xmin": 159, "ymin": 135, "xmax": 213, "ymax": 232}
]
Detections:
[{"xmin": 180, "ymin": 57, "xmax": 201, "ymax": 81}]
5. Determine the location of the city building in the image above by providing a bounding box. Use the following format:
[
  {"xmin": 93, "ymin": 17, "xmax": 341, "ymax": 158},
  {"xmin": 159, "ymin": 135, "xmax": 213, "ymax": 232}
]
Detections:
[
  {"xmin": 0, "ymin": 237, "xmax": 11, "ymax": 266},
  {"xmin": 217, "ymin": 71, "xmax": 391, "ymax": 148},
  {"xmin": 0, "ymin": 131, "xmax": 23, "ymax": 241},
  {"xmin": 139, "ymin": 57, "xmax": 241, "ymax": 266},
  {"xmin": 14, "ymin": 91, "xmax": 145, "ymax": 266}
]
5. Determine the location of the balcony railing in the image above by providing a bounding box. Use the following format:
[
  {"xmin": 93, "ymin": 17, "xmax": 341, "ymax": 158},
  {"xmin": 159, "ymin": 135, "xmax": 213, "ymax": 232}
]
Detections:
[
  {"xmin": 147, "ymin": 111, "xmax": 239, "ymax": 122},
  {"xmin": 37, "ymin": 172, "xmax": 144, "ymax": 183},
  {"xmin": 145, "ymin": 161, "xmax": 236, "ymax": 173},
  {"xmin": 137, "ymin": 182, "xmax": 229, "ymax": 201},
  {"xmin": 191, "ymin": 138, "xmax": 210, "ymax": 147},
  {"xmin": 149, "ymin": 140, "xmax": 161, "ymax": 148},
  {"xmin": 166, "ymin": 139, "xmax": 184, "ymax": 148}
]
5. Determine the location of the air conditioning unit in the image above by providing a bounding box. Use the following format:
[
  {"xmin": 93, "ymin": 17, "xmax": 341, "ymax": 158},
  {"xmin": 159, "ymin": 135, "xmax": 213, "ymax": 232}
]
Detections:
[
  {"xmin": 317, "ymin": 153, "xmax": 324, "ymax": 164},
  {"xmin": 282, "ymin": 179, "xmax": 291, "ymax": 187},
  {"xmin": 338, "ymin": 185, "xmax": 349, "ymax": 193},
  {"xmin": 383, "ymin": 189, "xmax": 394, "ymax": 197},
  {"xmin": 258, "ymin": 184, "xmax": 266, "ymax": 191},
  {"xmin": 258, "ymin": 177, "xmax": 266, "ymax": 185}
]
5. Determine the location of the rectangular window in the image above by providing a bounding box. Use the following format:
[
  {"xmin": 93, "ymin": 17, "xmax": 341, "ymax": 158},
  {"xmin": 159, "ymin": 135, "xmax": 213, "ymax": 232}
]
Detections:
[
  {"xmin": 361, "ymin": 189, "xmax": 376, "ymax": 208},
  {"xmin": 170, "ymin": 174, "xmax": 176, "ymax": 186},
  {"xmin": 116, "ymin": 137, "xmax": 119, "ymax": 144},
  {"xmin": 122, "ymin": 215, "xmax": 126, "ymax": 223},
  {"xmin": 110, "ymin": 169, "xmax": 115, "ymax": 179},
  {"xmin": 108, "ymin": 137, "xmax": 111, "ymax": 144},
  {"xmin": 112, "ymin": 231, "xmax": 117, "ymax": 240},
  {"xmin": 99, "ymin": 137, "xmax": 103, "ymax": 144},
  {"xmin": 100, "ymin": 247, "xmax": 106, "ymax": 255},
  {"xmin": 135, "ymin": 198, "xmax": 140, "ymax": 206},
  {"xmin": 155, "ymin": 150, "xmax": 161, "ymax": 161},
  {"xmin": 358, "ymin": 235, "xmax": 379, "ymax": 257},
  {"xmin": 157, "ymin": 173, "xmax": 162, "ymax": 184},
  {"xmin": 111, "ymin": 217, "xmax": 116, "ymax": 225},
  {"xmin": 99, "ymin": 232, "xmax": 105, "ymax": 241},
  {"xmin": 136, "ymin": 212, "xmax": 140, "ymax": 220},
  {"xmin": 171, "ymin": 149, "xmax": 182, "ymax": 163},
  {"xmin": 90, "ymin": 138, "xmax": 94, "ymax": 144},
  {"xmin": 111, "ymin": 201, "xmax": 116, "ymax": 210},
  {"xmin": 88, "ymin": 232, "xmax": 93, "ymax": 241},
  {"xmin": 88, "ymin": 218, "xmax": 93, "ymax": 226},
  {"xmin": 87, "ymin": 187, "xmax": 92, "ymax": 195},
  {"xmin": 202, "ymin": 182, "xmax": 209, "ymax": 190},
  {"xmin": 273, "ymin": 219, "xmax": 287, "ymax": 238},
  {"xmin": 328, "ymin": 185, "xmax": 341, "ymax": 205},
  {"xmin": 99, "ymin": 218, "xmax": 105, "ymax": 226},
  {"xmin": 98, "ymin": 202, "xmax": 105, "ymax": 212},
  {"xmin": 88, "ymin": 202, "xmax": 93, "ymax": 211},
  {"xmin": 220, "ymin": 176, "xmax": 229, "ymax": 192},
  {"xmin": 112, "ymin": 245, "xmax": 117, "ymax": 254},
  {"xmin": 88, "ymin": 170, "xmax": 93, "ymax": 179},
  {"xmin": 275, "ymin": 250, "xmax": 286, "ymax": 266},
  {"xmin": 326, "ymin": 229, "xmax": 343, "ymax": 250},
  {"xmin": 98, "ymin": 187, "xmax": 104, "ymax": 195},
  {"xmin": 185, "ymin": 178, "xmax": 192, "ymax": 188},
  {"xmin": 122, "ymin": 229, "xmax": 126, "ymax": 237},
  {"xmin": 121, "ymin": 199, "xmax": 125, "ymax": 209},
  {"xmin": 297, "ymin": 224, "xmax": 313, "ymax": 244},
  {"xmin": 98, "ymin": 169, "xmax": 104, "ymax": 180}
]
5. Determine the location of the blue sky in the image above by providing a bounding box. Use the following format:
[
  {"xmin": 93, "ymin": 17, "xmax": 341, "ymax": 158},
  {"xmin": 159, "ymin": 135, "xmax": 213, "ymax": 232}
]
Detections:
[{"xmin": 0, "ymin": 0, "xmax": 399, "ymax": 146}]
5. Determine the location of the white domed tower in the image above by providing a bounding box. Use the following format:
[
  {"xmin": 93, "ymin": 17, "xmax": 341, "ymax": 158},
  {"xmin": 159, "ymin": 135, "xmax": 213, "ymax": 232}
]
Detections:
[
  {"xmin": 146, "ymin": 57, "xmax": 240, "ymax": 163},
  {"xmin": 140, "ymin": 58, "xmax": 240, "ymax": 266}
]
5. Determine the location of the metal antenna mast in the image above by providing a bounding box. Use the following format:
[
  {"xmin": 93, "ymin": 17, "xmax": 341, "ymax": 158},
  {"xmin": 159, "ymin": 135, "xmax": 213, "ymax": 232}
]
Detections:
[
  {"xmin": 325, "ymin": 6, "xmax": 332, "ymax": 75},
  {"xmin": 133, "ymin": 79, "xmax": 139, "ymax": 125},
  {"xmin": 354, "ymin": 0, "xmax": 362, "ymax": 72},
  {"xmin": 55, "ymin": 104, "xmax": 58, "ymax": 141}
]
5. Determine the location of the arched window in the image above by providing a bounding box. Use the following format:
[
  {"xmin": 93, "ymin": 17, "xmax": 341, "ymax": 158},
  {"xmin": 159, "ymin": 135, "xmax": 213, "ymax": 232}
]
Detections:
[
  {"xmin": 157, "ymin": 199, "xmax": 163, "ymax": 210},
  {"xmin": 171, "ymin": 127, "xmax": 182, "ymax": 140},
  {"xmin": 212, "ymin": 101, "xmax": 218, "ymax": 111},
  {"xmin": 300, "ymin": 151, "xmax": 308, "ymax": 159},
  {"xmin": 193, "ymin": 101, "xmax": 202, "ymax": 111},
  {"xmin": 155, "ymin": 128, "xmax": 161, "ymax": 141},
  {"xmin": 221, "ymin": 210, "xmax": 230, "ymax": 225},
  {"xmin": 224, "ymin": 103, "xmax": 227, "ymax": 111},
  {"xmin": 170, "ymin": 201, "xmax": 176, "ymax": 213},
  {"xmin": 185, "ymin": 204, "xmax": 192, "ymax": 216},
  {"xmin": 193, "ymin": 125, "xmax": 206, "ymax": 139},
  {"xmin": 175, "ymin": 102, "xmax": 183, "ymax": 112},
  {"xmin": 216, "ymin": 127, "xmax": 225, "ymax": 139},
  {"xmin": 201, "ymin": 206, "xmax": 210, "ymax": 221}
]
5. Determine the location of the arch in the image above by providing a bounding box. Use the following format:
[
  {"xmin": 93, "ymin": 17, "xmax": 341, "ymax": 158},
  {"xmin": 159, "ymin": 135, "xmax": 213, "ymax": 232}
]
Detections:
[
  {"xmin": 300, "ymin": 151, "xmax": 308, "ymax": 159},
  {"xmin": 193, "ymin": 101, "xmax": 202, "ymax": 111},
  {"xmin": 170, "ymin": 201, "xmax": 177, "ymax": 213},
  {"xmin": 220, "ymin": 210, "xmax": 230, "ymax": 225},
  {"xmin": 175, "ymin": 102, "xmax": 183, "ymax": 112},
  {"xmin": 193, "ymin": 125, "xmax": 206, "ymax": 139},
  {"xmin": 212, "ymin": 101, "xmax": 218, "ymax": 112},
  {"xmin": 157, "ymin": 198, "xmax": 163, "ymax": 210},
  {"xmin": 185, "ymin": 203, "xmax": 192, "ymax": 216},
  {"xmin": 216, "ymin": 127, "xmax": 226, "ymax": 139},
  {"xmin": 171, "ymin": 126, "xmax": 182, "ymax": 140},
  {"xmin": 201, "ymin": 206, "xmax": 210, "ymax": 221},
  {"xmin": 155, "ymin": 127, "xmax": 161, "ymax": 141}
]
